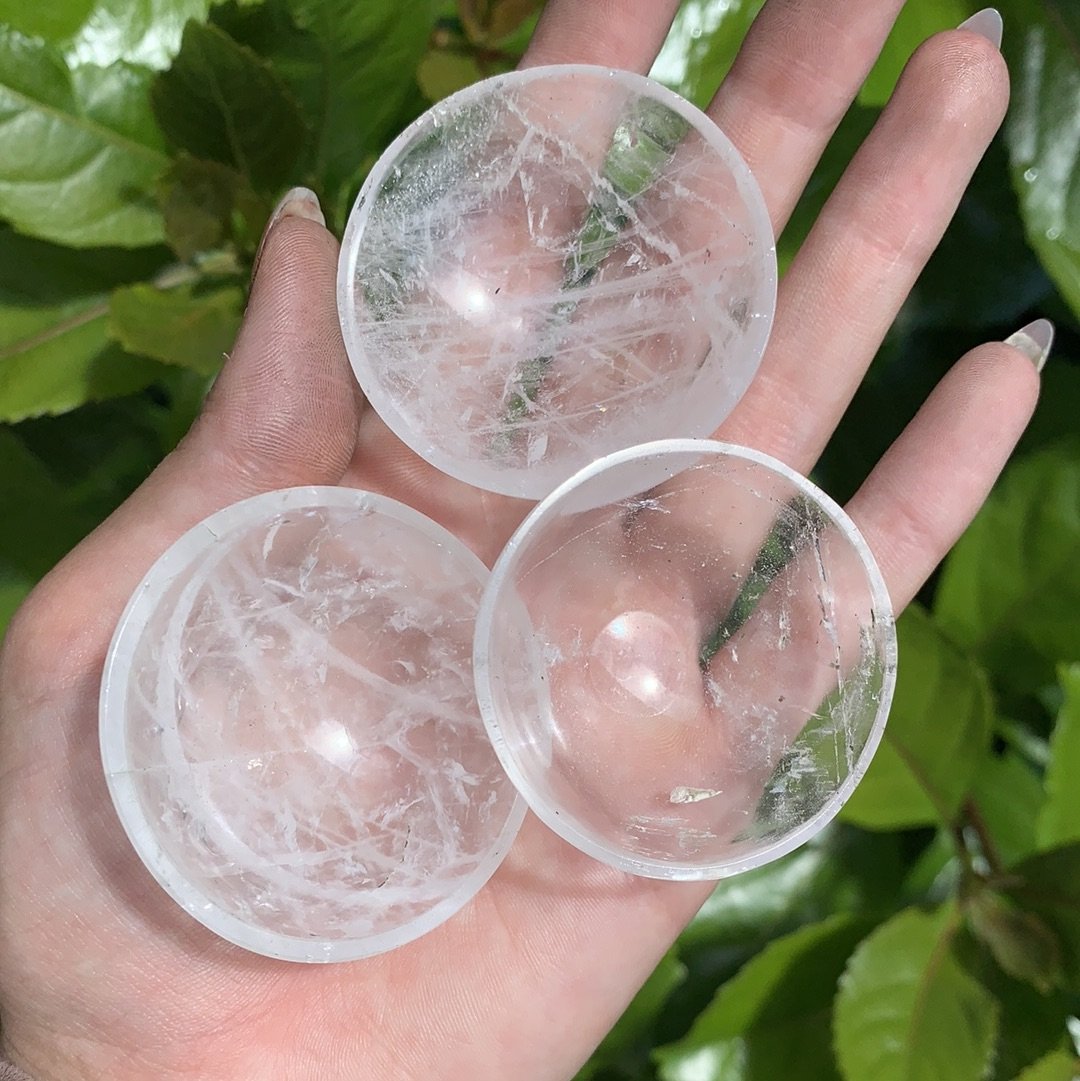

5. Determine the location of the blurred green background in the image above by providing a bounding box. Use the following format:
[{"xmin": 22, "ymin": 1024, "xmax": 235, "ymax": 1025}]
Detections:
[{"xmin": 1, "ymin": 1, "xmax": 1078, "ymax": 1078}]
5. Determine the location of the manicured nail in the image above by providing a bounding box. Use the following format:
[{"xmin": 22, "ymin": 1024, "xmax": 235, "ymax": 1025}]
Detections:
[
  {"xmin": 958, "ymin": 8, "xmax": 1004, "ymax": 49},
  {"xmin": 252, "ymin": 186, "xmax": 325, "ymax": 280},
  {"xmin": 1005, "ymin": 318, "xmax": 1055, "ymax": 373}
]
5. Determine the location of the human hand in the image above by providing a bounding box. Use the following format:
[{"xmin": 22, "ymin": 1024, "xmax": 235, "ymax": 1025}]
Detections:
[{"xmin": 0, "ymin": 3, "xmax": 1048, "ymax": 1079}]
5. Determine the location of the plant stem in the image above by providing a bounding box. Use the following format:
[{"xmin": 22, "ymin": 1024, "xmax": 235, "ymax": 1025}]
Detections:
[
  {"xmin": 950, "ymin": 821, "xmax": 979, "ymax": 887},
  {"xmin": 961, "ymin": 798, "xmax": 1005, "ymax": 877},
  {"xmin": 949, "ymin": 798, "xmax": 1006, "ymax": 888}
]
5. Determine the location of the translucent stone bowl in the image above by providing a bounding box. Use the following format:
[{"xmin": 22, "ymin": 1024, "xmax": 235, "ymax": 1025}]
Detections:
[
  {"xmin": 100, "ymin": 487, "xmax": 523, "ymax": 962},
  {"xmin": 473, "ymin": 441, "xmax": 897, "ymax": 879},
  {"xmin": 338, "ymin": 65, "xmax": 777, "ymax": 499}
]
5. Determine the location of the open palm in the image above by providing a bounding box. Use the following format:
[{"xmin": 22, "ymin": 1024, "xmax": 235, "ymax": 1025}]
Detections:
[{"xmin": 0, "ymin": 3, "xmax": 1043, "ymax": 1079}]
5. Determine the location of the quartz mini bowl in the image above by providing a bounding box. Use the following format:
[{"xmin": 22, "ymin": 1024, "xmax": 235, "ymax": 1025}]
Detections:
[
  {"xmin": 338, "ymin": 65, "xmax": 777, "ymax": 499},
  {"xmin": 473, "ymin": 441, "xmax": 897, "ymax": 879},
  {"xmin": 100, "ymin": 487, "xmax": 523, "ymax": 962}
]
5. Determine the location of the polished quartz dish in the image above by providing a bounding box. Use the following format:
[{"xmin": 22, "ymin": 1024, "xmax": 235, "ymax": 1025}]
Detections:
[
  {"xmin": 338, "ymin": 64, "xmax": 777, "ymax": 499},
  {"xmin": 473, "ymin": 441, "xmax": 898, "ymax": 880},
  {"xmin": 100, "ymin": 487, "xmax": 523, "ymax": 962}
]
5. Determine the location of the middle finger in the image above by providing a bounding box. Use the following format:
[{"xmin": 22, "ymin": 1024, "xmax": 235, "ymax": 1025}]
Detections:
[
  {"xmin": 707, "ymin": 0, "xmax": 907, "ymax": 232},
  {"xmin": 722, "ymin": 23, "xmax": 1010, "ymax": 469}
]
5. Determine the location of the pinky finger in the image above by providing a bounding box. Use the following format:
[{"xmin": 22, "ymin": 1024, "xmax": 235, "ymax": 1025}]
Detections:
[{"xmin": 845, "ymin": 323, "xmax": 1050, "ymax": 612}]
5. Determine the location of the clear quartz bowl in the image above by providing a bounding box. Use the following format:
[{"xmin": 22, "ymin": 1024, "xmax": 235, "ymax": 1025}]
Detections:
[
  {"xmin": 100, "ymin": 487, "xmax": 523, "ymax": 962},
  {"xmin": 473, "ymin": 440, "xmax": 897, "ymax": 879},
  {"xmin": 338, "ymin": 65, "xmax": 777, "ymax": 499}
]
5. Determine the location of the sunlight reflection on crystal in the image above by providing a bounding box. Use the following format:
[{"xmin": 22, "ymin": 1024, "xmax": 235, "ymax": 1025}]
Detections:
[{"xmin": 589, "ymin": 610, "xmax": 689, "ymax": 717}]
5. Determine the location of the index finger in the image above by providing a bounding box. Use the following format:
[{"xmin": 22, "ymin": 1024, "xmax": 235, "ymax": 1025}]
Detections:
[
  {"xmin": 708, "ymin": 0, "xmax": 907, "ymax": 232},
  {"xmin": 522, "ymin": 0, "xmax": 682, "ymax": 71}
]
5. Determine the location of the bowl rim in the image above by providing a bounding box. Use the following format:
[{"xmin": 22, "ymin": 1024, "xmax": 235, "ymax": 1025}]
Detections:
[
  {"xmin": 337, "ymin": 63, "xmax": 779, "ymax": 500},
  {"xmin": 472, "ymin": 438, "xmax": 898, "ymax": 881},
  {"xmin": 100, "ymin": 484, "xmax": 526, "ymax": 962}
]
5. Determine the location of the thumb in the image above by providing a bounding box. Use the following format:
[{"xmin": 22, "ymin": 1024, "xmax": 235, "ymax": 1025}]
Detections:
[
  {"xmin": 10, "ymin": 187, "xmax": 360, "ymax": 675},
  {"xmin": 199, "ymin": 186, "xmax": 360, "ymax": 495}
]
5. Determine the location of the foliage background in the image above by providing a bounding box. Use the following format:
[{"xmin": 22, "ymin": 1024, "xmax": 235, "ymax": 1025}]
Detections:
[{"xmin": 0, "ymin": 0, "xmax": 1079, "ymax": 1078}]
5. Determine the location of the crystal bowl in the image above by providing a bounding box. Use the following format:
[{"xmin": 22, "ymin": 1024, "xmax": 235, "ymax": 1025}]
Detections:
[
  {"xmin": 100, "ymin": 487, "xmax": 523, "ymax": 961},
  {"xmin": 338, "ymin": 65, "xmax": 777, "ymax": 499},
  {"xmin": 473, "ymin": 441, "xmax": 896, "ymax": 879}
]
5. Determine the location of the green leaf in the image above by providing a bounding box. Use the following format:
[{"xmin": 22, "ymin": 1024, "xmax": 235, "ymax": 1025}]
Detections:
[
  {"xmin": 108, "ymin": 282, "xmax": 243, "ymax": 375},
  {"xmin": 416, "ymin": 49, "xmax": 484, "ymax": 103},
  {"xmin": 0, "ymin": 425, "xmax": 118, "ymax": 578},
  {"xmin": 834, "ymin": 905, "xmax": 999, "ymax": 1081},
  {"xmin": 858, "ymin": 0, "xmax": 974, "ymax": 107},
  {"xmin": 680, "ymin": 826, "xmax": 904, "ymax": 953},
  {"xmin": 997, "ymin": 716, "xmax": 1053, "ymax": 772},
  {"xmin": 839, "ymin": 740, "xmax": 939, "ymax": 831},
  {"xmin": 908, "ymin": 134, "xmax": 1055, "ymax": 333},
  {"xmin": 671, "ymin": 828, "xmax": 907, "ymax": 1062},
  {"xmin": 0, "ymin": 222, "xmax": 170, "ymax": 298},
  {"xmin": 1, "ymin": 368, "xmax": 205, "ymax": 533},
  {"xmin": 650, "ymin": 0, "xmax": 766, "ymax": 110},
  {"xmin": 968, "ymin": 891, "xmax": 1065, "ymax": 995},
  {"xmin": 0, "ymin": 553, "xmax": 35, "ymax": 635},
  {"xmin": 1005, "ymin": 2, "xmax": 1080, "ymax": 322},
  {"xmin": 1014, "ymin": 1050, "xmax": 1080, "ymax": 1081},
  {"xmin": 995, "ymin": 984, "xmax": 1076, "ymax": 1081},
  {"xmin": 0, "ymin": 0, "xmax": 95, "ymax": 43},
  {"xmin": 207, "ymin": 0, "xmax": 325, "ymax": 119},
  {"xmin": 576, "ymin": 951, "xmax": 687, "ymax": 1080},
  {"xmin": 458, "ymin": 0, "xmax": 543, "ymax": 45},
  {"xmin": 957, "ymin": 935, "xmax": 1077, "ymax": 1081},
  {"xmin": 682, "ymin": 916, "xmax": 865, "ymax": 1040},
  {"xmin": 415, "ymin": 8, "xmax": 530, "ymax": 104},
  {"xmin": 0, "ymin": 0, "xmax": 224, "ymax": 67},
  {"xmin": 841, "ymin": 606, "xmax": 994, "ymax": 830},
  {"xmin": 0, "ymin": 227, "xmax": 171, "ymax": 420},
  {"xmin": 0, "ymin": 27, "xmax": 168, "ymax": 247},
  {"xmin": 1004, "ymin": 843, "xmax": 1080, "ymax": 993},
  {"xmin": 1020, "ymin": 363, "xmax": 1080, "ymax": 459},
  {"xmin": 151, "ymin": 21, "xmax": 307, "ymax": 191},
  {"xmin": 902, "ymin": 831, "xmax": 962, "ymax": 904},
  {"xmin": 284, "ymin": 0, "xmax": 439, "ymax": 198},
  {"xmin": 0, "ymin": 293, "xmax": 157, "ymax": 422},
  {"xmin": 972, "ymin": 750, "xmax": 1046, "ymax": 869},
  {"xmin": 0, "ymin": 387, "xmax": 193, "ymax": 636},
  {"xmin": 11, "ymin": 368, "xmax": 208, "ymax": 498},
  {"xmin": 1039, "ymin": 664, "xmax": 1080, "ymax": 849},
  {"xmin": 62, "ymin": 0, "xmax": 218, "ymax": 70},
  {"xmin": 656, "ymin": 916, "xmax": 867, "ymax": 1081},
  {"xmin": 156, "ymin": 153, "xmax": 265, "ymax": 261},
  {"xmin": 935, "ymin": 444, "xmax": 1080, "ymax": 696},
  {"xmin": 0, "ymin": 569, "xmax": 34, "ymax": 639}
]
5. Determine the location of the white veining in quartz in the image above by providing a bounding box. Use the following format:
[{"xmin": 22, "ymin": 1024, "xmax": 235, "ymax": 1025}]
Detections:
[
  {"xmin": 101, "ymin": 489, "xmax": 521, "ymax": 962},
  {"xmin": 474, "ymin": 442, "xmax": 897, "ymax": 881},
  {"xmin": 339, "ymin": 65, "xmax": 777, "ymax": 499}
]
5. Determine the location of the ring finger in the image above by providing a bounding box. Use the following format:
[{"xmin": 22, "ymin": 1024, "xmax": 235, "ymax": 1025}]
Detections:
[{"xmin": 721, "ymin": 20, "xmax": 1011, "ymax": 470}]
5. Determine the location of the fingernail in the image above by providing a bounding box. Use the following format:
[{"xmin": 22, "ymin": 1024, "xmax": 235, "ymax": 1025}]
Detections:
[
  {"xmin": 252, "ymin": 186, "xmax": 325, "ymax": 280},
  {"xmin": 1005, "ymin": 318, "xmax": 1055, "ymax": 373},
  {"xmin": 958, "ymin": 8, "xmax": 1004, "ymax": 49}
]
